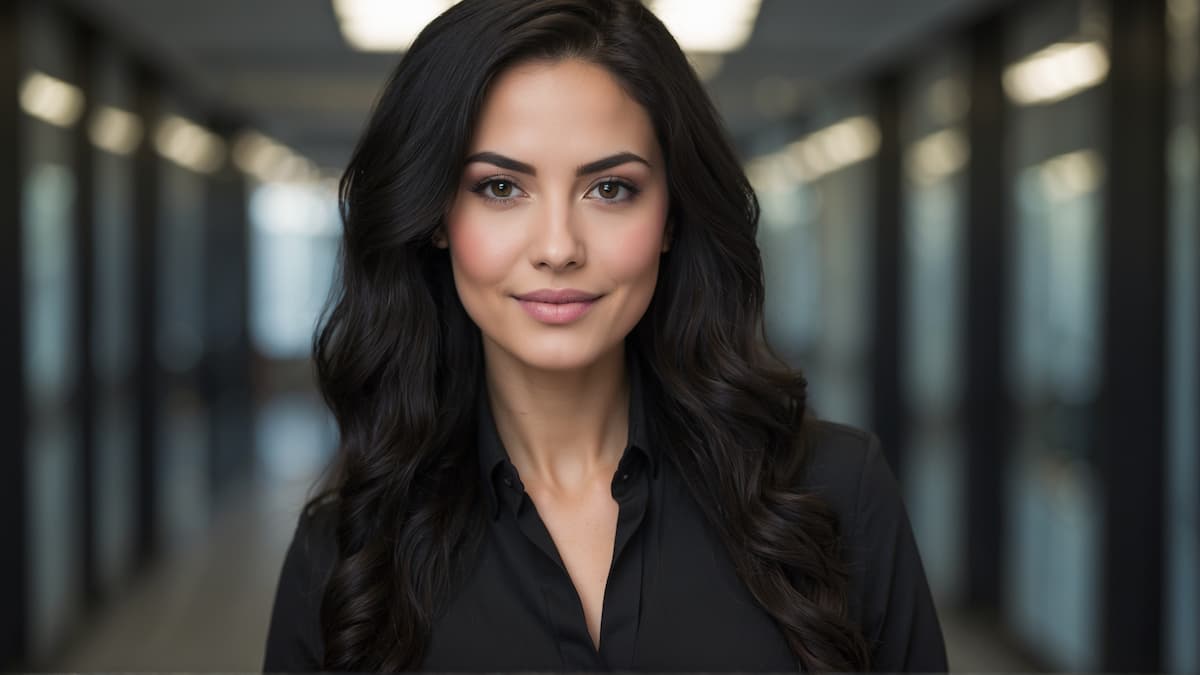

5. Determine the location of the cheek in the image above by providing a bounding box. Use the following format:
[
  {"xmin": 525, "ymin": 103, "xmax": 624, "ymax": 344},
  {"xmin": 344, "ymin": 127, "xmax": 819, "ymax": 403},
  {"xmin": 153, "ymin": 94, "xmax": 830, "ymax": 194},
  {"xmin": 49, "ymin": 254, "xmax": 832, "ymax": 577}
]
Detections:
[
  {"xmin": 597, "ymin": 197, "xmax": 669, "ymax": 286},
  {"xmin": 596, "ymin": 224, "xmax": 664, "ymax": 283},
  {"xmin": 445, "ymin": 209, "xmax": 522, "ymax": 288}
]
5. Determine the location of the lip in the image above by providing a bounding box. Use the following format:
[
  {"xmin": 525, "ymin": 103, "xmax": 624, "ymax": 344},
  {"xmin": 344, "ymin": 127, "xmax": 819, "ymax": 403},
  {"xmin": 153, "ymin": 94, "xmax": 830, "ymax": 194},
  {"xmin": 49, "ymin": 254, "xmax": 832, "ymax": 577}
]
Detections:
[
  {"xmin": 514, "ymin": 289, "xmax": 602, "ymax": 303},
  {"xmin": 514, "ymin": 289, "xmax": 602, "ymax": 325}
]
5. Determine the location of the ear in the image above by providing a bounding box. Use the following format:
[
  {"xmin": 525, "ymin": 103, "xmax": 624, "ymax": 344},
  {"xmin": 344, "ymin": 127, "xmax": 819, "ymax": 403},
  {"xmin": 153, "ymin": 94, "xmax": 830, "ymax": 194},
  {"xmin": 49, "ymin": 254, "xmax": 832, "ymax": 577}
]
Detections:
[{"xmin": 432, "ymin": 229, "xmax": 448, "ymax": 249}]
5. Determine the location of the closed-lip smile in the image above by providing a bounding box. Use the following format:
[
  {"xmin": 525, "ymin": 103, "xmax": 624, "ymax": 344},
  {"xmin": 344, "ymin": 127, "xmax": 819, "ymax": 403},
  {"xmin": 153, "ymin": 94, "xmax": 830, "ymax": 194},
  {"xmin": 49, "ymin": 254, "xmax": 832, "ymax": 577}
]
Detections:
[
  {"xmin": 514, "ymin": 289, "xmax": 602, "ymax": 303},
  {"xmin": 513, "ymin": 289, "xmax": 602, "ymax": 325}
]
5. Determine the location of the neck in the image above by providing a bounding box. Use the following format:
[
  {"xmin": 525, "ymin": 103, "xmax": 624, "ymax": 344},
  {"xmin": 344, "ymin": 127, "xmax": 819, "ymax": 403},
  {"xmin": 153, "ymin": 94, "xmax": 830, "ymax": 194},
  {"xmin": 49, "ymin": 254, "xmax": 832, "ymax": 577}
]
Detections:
[{"xmin": 483, "ymin": 341, "xmax": 630, "ymax": 492}]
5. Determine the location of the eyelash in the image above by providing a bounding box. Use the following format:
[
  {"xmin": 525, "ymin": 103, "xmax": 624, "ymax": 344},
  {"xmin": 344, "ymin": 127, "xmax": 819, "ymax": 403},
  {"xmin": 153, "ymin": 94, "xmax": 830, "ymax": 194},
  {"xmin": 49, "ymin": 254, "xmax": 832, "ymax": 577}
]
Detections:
[{"xmin": 468, "ymin": 175, "xmax": 642, "ymax": 207}]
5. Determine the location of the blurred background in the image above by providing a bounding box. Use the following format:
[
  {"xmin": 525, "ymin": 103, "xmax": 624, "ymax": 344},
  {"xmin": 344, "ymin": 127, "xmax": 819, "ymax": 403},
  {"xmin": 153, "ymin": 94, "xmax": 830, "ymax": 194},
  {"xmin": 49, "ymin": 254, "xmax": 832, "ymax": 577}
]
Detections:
[{"xmin": 0, "ymin": 0, "xmax": 1196, "ymax": 671}]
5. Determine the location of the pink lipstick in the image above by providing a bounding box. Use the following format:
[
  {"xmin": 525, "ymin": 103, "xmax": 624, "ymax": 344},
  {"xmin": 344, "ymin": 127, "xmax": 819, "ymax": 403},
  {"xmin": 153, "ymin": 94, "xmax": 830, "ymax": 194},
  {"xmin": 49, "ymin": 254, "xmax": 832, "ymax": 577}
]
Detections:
[{"xmin": 514, "ymin": 289, "xmax": 601, "ymax": 325}]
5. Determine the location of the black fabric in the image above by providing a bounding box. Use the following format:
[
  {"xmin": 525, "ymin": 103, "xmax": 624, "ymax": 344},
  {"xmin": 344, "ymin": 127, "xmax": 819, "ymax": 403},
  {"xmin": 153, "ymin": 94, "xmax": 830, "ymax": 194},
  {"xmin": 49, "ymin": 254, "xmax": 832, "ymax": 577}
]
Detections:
[{"xmin": 263, "ymin": 362, "xmax": 948, "ymax": 672}]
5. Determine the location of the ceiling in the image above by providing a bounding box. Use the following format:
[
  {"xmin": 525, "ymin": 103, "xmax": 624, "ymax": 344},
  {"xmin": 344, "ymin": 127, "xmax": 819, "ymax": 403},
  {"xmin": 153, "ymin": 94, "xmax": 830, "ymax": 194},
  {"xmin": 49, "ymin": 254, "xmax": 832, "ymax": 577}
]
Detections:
[{"xmin": 62, "ymin": 0, "xmax": 1006, "ymax": 172}]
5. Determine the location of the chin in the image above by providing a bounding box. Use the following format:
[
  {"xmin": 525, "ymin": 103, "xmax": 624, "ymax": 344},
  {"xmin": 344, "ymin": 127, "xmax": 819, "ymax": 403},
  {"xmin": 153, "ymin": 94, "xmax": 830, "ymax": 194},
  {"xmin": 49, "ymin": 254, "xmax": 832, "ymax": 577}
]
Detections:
[{"xmin": 493, "ymin": 333, "xmax": 618, "ymax": 373}]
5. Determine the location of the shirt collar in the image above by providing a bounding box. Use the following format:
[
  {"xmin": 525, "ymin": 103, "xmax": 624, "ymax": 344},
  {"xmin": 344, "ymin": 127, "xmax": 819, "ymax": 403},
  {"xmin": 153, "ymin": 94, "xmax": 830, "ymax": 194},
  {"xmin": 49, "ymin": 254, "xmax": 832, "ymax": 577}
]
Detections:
[{"xmin": 476, "ymin": 348, "xmax": 658, "ymax": 520}]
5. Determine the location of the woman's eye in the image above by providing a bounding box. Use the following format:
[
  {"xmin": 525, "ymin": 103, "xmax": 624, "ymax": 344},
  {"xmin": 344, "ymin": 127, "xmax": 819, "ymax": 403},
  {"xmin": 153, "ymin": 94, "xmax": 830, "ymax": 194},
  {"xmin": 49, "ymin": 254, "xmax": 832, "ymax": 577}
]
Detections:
[
  {"xmin": 471, "ymin": 178, "xmax": 526, "ymax": 203},
  {"xmin": 485, "ymin": 180, "xmax": 516, "ymax": 198},
  {"xmin": 587, "ymin": 179, "xmax": 640, "ymax": 203}
]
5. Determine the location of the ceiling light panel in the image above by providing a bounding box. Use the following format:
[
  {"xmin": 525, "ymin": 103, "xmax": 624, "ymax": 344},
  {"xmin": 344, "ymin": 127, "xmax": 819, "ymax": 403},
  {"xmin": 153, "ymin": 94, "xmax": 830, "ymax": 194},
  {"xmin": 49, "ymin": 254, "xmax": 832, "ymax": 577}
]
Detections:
[
  {"xmin": 154, "ymin": 114, "xmax": 226, "ymax": 174},
  {"xmin": 748, "ymin": 114, "xmax": 881, "ymax": 189},
  {"xmin": 332, "ymin": 0, "xmax": 457, "ymax": 52},
  {"xmin": 89, "ymin": 105, "xmax": 144, "ymax": 155},
  {"xmin": 649, "ymin": 0, "xmax": 762, "ymax": 53},
  {"xmin": 1003, "ymin": 41, "xmax": 1110, "ymax": 106},
  {"xmin": 19, "ymin": 71, "xmax": 85, "ymax": 128},
  {"xmin": 233, "ymin": 131, "xmax": 320, "ymax": 184},
  {"xmin": 906, "ymin": 128, "xmax": 969, "ymax": 186}
]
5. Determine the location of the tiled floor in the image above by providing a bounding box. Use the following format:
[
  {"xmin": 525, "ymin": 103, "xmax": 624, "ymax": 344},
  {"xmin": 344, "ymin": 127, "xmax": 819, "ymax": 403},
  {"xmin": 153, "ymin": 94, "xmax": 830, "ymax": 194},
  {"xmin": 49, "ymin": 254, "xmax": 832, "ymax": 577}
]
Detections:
[{"xmin": 54, "ymin": 473, "xmax": 314, "ymax": 672}]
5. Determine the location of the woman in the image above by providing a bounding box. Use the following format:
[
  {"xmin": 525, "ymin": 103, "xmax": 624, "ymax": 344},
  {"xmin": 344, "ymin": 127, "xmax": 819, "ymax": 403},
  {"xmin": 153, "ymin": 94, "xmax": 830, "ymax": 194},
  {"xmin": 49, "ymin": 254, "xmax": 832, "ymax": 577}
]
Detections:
[{"xmin": 263, "ymin": 0, "xmax": 947, "ymax": 671}]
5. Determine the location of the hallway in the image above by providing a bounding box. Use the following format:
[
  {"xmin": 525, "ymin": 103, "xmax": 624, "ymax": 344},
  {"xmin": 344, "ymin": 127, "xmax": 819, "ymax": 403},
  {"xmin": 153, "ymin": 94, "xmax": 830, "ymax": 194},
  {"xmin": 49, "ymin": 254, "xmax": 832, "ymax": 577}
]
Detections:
[{"xmin": 56, "ymin": 476, "xmax": 304, "ymax": 671}]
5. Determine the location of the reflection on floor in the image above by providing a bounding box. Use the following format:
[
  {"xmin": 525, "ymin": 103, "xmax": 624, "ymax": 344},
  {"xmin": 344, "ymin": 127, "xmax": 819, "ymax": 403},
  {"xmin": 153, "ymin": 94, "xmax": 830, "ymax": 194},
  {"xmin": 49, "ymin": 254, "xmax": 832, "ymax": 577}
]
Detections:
[
  {"xmin": 942, "ymin": 607, "xmax": 1040, "ymax": 672},
  {"xmin": 54, "ymin": 472, "xmax": 314, "ymax": 672},
  {"xmin": 55, "ymin": 392, "xmax": 335, "ymax": 672}
]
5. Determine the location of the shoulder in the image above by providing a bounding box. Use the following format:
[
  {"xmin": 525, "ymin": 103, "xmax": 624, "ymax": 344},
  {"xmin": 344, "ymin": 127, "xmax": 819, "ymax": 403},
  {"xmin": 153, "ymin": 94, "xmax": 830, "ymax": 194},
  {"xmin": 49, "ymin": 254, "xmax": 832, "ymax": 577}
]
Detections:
[
  {"xmin": 792, "ymin": 417, "xmax": 907, "ymax": 563},
  {"xmin": 793, "ymin": 418, "xmax": 950, "ymax": 671},
  {"xmin": 263, "ymin": 495, "xmax": 340, "ymax": 671},
  {"xmin": 291, "ymin": 495, "xmax": 340, "ymax": 584},
  {"xmin": 298, "ymin": 494, "xmax": 340, "ymax": 544},
  {"xmin": 793, "ymin": 418, "xmax": 887, "ymax": 535}
]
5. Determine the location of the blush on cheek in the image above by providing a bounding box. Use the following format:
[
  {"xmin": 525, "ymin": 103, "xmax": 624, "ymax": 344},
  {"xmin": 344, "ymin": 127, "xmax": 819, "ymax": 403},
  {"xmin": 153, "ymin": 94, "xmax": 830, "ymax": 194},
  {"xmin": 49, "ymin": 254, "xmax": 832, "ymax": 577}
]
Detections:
[
  {"xmin": 601, "ymin": 221, "xmax": 667, "ymax": 275},
  {"xmin": 446, "ymin": 219, "xmax": 514, "ymax": 287}
]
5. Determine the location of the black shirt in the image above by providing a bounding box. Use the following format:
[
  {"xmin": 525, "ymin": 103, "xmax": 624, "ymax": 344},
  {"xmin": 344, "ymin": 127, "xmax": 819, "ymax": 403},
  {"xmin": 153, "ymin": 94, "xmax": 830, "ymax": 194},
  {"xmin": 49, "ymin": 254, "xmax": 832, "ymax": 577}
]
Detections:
[{"xmin": 263, "ymin": 361, "xmax": 948, "ymax": 672}]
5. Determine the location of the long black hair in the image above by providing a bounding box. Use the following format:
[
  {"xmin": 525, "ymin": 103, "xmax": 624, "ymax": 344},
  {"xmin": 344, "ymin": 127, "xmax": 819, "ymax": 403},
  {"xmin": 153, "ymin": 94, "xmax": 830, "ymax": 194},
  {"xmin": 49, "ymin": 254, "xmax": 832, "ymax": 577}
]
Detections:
[{"xmin": 312, "ymin": 0, "xmax": 870, "ymax": 670}]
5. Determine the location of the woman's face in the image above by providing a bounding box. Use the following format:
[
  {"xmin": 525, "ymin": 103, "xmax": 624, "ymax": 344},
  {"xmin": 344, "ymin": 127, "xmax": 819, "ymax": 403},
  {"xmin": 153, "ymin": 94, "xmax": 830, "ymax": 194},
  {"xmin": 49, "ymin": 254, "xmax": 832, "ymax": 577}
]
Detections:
[{"xmin": 441, "ymin": 58, "xmax": 670, "ymax": 372}]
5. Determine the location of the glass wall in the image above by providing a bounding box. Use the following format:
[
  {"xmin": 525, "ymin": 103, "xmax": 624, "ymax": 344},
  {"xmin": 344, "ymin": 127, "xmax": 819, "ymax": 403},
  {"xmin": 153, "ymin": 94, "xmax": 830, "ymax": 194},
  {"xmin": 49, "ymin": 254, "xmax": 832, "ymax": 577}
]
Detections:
[
  {"xmin": 756, "ymin": 129, "xmax": 823, "ymax": 365},
  {"xmin": 1166, "ymin": 0, "xmax": 1200, "ymax": 671},
  {"xmin": 89, "ymin": 41, "xmax": 139, "ymax": 600},
  {"xmin": 248, "ymin": 181, "xmax": 339, "ymax": 360},
  {"xmin": 19, "ymin": 1, "xmax": 82, "ymax": 662},
  {"xmin": 1002, "ymin": 0, "xmax": 1109, "ymax": 669},
  {"xmin": 155, "ymin": 100, "xmax": 211, "ymax": 547},
  {"xmin": 754, "ymin": 93, "xmax": 879, "ymax": 428},
  {"xmin": 898, "ymin": 48, "xmax": 970, "ymax": 604},
  {"xmin": 248, "ymin": 180, "xmax": 340, "ymax": 483}
]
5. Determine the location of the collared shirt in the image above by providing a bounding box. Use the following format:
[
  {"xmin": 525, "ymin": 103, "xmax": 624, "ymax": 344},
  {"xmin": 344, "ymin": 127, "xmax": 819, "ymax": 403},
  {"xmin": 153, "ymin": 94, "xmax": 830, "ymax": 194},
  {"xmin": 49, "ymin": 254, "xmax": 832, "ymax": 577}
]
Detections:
[
  {"xmin": 466, "ymin": 352, "xmax": 658, "ymax": 669},
  {"xmin": 264, "ymin": 356, "xmax": 948, "ymax": 672}
]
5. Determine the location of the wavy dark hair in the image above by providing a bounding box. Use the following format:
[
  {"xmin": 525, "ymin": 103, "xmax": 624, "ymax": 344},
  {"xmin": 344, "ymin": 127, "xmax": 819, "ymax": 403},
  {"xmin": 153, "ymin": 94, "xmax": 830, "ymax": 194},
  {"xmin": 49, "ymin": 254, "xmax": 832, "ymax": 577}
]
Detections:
[{"xmin": 312, "ymin": 0, "xmax": 870, "ymax": 670}]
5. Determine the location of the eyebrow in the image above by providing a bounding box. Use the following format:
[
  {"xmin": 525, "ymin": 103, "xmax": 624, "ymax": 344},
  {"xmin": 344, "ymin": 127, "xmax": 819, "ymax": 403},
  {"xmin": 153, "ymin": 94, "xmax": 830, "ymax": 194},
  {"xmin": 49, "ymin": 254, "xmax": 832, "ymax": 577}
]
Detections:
[{"xmin": 463, "ymin": 151, "xmax": 651, "ymax": 177}]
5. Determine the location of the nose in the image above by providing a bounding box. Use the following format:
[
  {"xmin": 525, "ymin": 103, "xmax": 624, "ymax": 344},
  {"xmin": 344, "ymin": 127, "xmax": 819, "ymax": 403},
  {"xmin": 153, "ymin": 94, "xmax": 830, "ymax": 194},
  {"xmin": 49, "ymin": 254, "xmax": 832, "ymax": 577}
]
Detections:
[{"xmin": 529, "ymin": 196, "xmax": 585, "ymax": 271}]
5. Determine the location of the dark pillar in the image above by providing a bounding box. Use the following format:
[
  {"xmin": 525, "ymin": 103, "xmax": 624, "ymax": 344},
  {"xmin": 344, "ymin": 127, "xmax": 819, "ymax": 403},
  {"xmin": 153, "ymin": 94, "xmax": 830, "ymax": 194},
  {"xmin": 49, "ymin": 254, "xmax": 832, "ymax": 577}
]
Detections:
[
  {"xmin": 205, "ymin": 122, "xmax": 254, "ymax": 499},
  {"xmin": 72, "ymin": 17, "xmax": 99, "ymax": 609},
  {"xmin": 871, "ymin": 74, "xmax": 905, "ymax": 477},
  {"xmin": 133, "ymin": 71, "xmax": 162, "ymax": 565},
  {"xmin": 1100, "ymin": 0, "xmax": 1168, "ymax": 670},
  {"xmin": 0, "ymin": 0, "xmax": 29, "ymax": 668},
  {"xmin": 963, "ymin": 14, "xmax": 1009, "ymax": 610}
]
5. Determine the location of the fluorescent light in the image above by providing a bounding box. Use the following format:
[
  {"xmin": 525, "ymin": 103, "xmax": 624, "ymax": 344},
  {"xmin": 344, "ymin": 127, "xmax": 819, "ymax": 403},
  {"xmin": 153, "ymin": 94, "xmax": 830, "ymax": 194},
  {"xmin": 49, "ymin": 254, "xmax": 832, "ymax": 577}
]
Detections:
[
  {"xmin": 332, "ymin": 0, "xmax": 456, "ymax": 51},
  {"xmin": 782, "ymin": 115, "xmax": 880, "ymax": 182},
  {"xmin": 19, "ymin": 71, "xmax": 85, "ymax": 128},
  {"xmin": 906, "ymin": 128, "xmax": 969, "ymax": 186},
  {"xmin": 745, "ymin": 153, "xmax": 794, "ymax": 194},
  {"xmin": 232, "ymin": 131, "xmax": 319, "ymax": 184},
  {"xmin": 233, "ymin": 131, "xmax": 291, "ymax": 178},
  {"xmin": 1036, "ymin": 149, "xmax": 1104, "ymax": 202},
  {"xmin": 747, "ymin": 115, "xmax": 880, "ymax": 189},
  {"xmin": 273, "ymin": 155, "xmax": 320, "ymax": 183},
  {"xmin": 154, "ymin": 114, "xmax": 226, "ymax": 174},
  {"xmin": 649, "ymin": 0, "xmax": 761, "ymax": 52},
  {"xmin": 89, "ymin": 105, "xmax": 143, "ymax": 155},
  {"xmin": 1003, "ymin": 41, "xmax": 1110, "ymax": 106},
  {"xmin": 333, "ymin": 0, "xmax": 761, "ymax": 55},
  {"xmin": 790, "ymin": 136, "xmax": 835, "ymax": 178}
]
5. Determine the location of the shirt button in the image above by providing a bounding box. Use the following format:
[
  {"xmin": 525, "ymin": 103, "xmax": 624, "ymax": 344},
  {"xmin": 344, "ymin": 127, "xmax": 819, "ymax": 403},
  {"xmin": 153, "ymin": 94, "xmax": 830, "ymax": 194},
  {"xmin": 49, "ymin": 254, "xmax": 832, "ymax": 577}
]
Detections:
[
  {"xmin": 620, "ymin": 472, "xmax": 630, "ymax": 481},
  {"xmin": 502, "ymin": 476, "xmax": 513, "ymax": 487}
]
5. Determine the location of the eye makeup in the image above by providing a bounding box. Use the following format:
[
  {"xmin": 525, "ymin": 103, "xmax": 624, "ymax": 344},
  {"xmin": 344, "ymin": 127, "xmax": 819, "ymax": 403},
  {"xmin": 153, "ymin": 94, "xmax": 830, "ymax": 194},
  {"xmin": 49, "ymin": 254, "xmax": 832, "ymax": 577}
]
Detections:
[
  {"xmin": 467, "ymin": 175, "xmax": 642, "ymax": 207},
  {"xmin": 586, "ymin": 178, "xmax": 641, "ymax": 203}
]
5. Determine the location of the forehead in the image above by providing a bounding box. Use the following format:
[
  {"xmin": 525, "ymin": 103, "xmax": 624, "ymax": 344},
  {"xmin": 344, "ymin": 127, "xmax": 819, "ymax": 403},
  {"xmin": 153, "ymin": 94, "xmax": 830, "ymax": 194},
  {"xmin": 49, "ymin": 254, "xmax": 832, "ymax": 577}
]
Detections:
[{"xmin": 469, "ymin": 58, "xmax": 660, "ymax": 163}]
